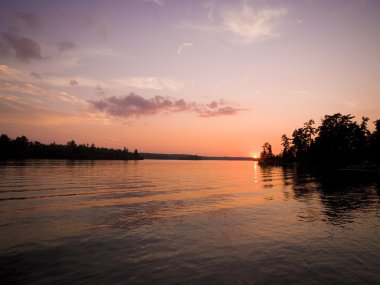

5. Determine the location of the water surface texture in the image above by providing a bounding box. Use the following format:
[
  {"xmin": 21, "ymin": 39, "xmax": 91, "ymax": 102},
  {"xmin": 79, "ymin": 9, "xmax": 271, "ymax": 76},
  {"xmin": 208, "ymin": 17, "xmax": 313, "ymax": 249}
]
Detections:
[{"xmin": 1, "ymin": 160, "xmax": 380, "ymax": 284}]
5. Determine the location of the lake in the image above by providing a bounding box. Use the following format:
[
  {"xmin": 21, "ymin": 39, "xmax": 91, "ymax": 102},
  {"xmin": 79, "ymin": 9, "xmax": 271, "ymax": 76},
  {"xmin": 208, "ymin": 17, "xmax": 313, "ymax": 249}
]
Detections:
[{"xmin": 1, "ymin": 160, "xmax": 380, "ymax": 284}]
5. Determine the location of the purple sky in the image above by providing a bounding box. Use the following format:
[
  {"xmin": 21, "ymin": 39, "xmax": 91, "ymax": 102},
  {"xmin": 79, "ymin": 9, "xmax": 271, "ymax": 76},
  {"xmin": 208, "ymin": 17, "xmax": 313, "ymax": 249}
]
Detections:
[{"xmin": 0, "ymin": 0, "xmax": 379, "ymax": 156}]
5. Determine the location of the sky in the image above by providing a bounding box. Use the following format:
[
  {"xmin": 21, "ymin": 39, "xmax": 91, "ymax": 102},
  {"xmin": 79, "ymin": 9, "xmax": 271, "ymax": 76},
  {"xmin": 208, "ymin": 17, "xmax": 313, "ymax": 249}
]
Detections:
[{"xmin": 0, "ymin": 0, "xmax": 379, "ymax": 157}]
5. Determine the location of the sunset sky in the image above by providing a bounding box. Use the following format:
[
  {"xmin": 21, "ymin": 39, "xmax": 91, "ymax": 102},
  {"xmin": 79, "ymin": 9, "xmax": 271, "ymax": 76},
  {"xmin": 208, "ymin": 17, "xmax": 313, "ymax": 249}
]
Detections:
[{"xmin": 0, "ymin": 0, "xmax": 379, "ymax": 156}]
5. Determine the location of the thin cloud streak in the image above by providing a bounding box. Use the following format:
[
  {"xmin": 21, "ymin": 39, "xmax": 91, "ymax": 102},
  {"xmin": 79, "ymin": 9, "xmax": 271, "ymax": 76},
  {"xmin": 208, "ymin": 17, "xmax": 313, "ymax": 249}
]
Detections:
[
  {"xmin": 0, "ymin": 81, "xmax": 87, "ymax": 106},
  {"xmin": 0, "ymin": 92, "xmax": 109, "ymax": 127},
  {"xmin": 114, "ymin": 77, "xmax": 184, "ymax": 92},
  {"xmin": 90, "ymin": 93, "xmax": 246, "ymax": 118},
  {"xmin": 0, "ymin": 64, "xmax": 31, "ymax": 82},
  {"xmin": 0, "ymin": 64, "xmax": 99, "ymax": 88}
]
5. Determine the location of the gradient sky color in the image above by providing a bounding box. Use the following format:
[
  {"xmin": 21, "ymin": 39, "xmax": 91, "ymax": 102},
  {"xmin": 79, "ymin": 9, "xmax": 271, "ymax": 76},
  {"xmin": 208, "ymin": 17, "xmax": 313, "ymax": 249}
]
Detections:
[{"xmin": 0, "ymin": 0, "xmax": 379, "ymax": 156}]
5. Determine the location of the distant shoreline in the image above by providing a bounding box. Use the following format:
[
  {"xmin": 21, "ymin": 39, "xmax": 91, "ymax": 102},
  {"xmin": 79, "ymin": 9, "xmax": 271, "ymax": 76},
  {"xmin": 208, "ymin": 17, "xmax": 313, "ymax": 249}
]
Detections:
[
  {"xmin": 142, "ymin": 153, "xmax": 256, "ymax": 161},
  {"xmin": 0, "ymin": 134, "xmax": 258, "ymax": 162}
]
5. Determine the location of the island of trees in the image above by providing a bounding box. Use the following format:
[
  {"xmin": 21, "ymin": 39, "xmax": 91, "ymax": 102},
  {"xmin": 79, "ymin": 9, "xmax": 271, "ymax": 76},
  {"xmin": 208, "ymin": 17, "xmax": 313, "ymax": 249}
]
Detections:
[
  {"xmin": 259, "ymin": 113, "xmax": 380, "ymax": 168},
  {"xmin": 0, "ymin": 134, "xmax": 143, "ymax": 160}
]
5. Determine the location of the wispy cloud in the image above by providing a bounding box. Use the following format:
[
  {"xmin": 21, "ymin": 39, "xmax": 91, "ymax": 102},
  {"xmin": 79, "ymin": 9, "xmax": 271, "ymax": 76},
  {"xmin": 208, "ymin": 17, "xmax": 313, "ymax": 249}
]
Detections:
[
  {"xmin": 0, "ymin": 81, "xmax": 86, "ymax": 106},
  {"xmin": 222, "ymin": 4, "xmax": 287, "ymax": 44},
  {"xmin": 89, "ymin": 93, "xmax": 246, "ymax": 118},
  {"xmin": 182, "ymin": 2, "xmax": 287, "ymax": 45},
  {"xmin": 177, "ymin": 42, "xmax": 194, "ymax": 54},
  {"xmin": 114, "ymin": 77, "xmax": 184, "ymax": 92},
  {"xmin": 0, "ymin": 64, "xmax": 97, "ymax": 88},
  {"xmin": 0, "ymin": 64, "xmax": 31, "ymax": 82},
  {"xmin": 0, "ymin": 65, "xmax": 107, "ymax": 126},
  {"xmin": 0, "ymin": 91, "xmax": 108, "ymax": 127},
  {"xmin": 0, "ymin": 64, "xmax": 88, "ymax": 108}
]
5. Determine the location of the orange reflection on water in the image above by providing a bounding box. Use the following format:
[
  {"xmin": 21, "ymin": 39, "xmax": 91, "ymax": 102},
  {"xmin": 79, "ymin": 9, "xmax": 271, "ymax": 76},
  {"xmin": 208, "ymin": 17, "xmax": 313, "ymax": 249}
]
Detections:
[
  {"xmin": 0, "ymin": 161, "xmax": 288, "ymax": 215},
  {"xmin": 0, "ymin": 160, "xmax": 313, "ymax": 247}
]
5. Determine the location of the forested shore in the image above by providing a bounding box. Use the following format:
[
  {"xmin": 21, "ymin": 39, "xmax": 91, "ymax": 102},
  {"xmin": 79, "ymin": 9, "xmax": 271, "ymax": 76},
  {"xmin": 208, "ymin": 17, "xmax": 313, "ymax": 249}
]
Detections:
[
  {"xmin": 0, "ymin": 134, "xmax": 143, "ymax": 160},
  {"xmin": 259, "ymin": 113, "xmax": 380, "ymax": 168}
]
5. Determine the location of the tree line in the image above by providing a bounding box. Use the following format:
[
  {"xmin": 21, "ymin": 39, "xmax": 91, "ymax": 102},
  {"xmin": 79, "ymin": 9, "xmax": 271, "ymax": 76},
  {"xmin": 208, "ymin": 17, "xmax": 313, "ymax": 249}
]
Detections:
[
  {"xmin": 259, "ymin": 113, "xmax": 380, "ymax": 167},
  {"xmin": 0, "ymin": 134, "xmax": 143, "ymax": 160}
]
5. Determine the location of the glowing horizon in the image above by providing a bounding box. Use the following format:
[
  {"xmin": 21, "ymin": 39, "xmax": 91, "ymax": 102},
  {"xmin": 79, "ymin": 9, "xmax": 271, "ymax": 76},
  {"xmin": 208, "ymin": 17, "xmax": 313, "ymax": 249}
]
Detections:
[{"xmin": 1, "ymin": 0, "xmax": 379, "ymax": 156}]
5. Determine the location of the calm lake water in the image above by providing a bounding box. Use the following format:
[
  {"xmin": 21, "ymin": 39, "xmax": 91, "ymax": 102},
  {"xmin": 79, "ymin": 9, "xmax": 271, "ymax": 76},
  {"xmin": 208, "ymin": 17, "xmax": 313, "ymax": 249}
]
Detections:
[{"xmin": 1, "ymin": 160, "xmax": 380, "ymax": 284}]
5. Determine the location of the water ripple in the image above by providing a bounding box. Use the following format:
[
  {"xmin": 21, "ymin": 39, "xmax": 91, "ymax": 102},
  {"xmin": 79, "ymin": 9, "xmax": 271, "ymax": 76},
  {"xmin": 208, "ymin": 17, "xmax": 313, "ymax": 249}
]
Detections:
[{"xmin": 0, "ymin": 160, "xmax": 380, "ymax": 284}]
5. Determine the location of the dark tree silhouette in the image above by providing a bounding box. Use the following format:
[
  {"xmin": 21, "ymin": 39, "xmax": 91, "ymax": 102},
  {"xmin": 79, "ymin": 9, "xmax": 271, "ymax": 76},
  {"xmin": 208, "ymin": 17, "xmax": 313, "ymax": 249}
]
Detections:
[
  {"xmin": 0, "ymin": 134, "xmax": 11, "ymax": 159},
  {"xmin": 281, "ymin": 134, "xmax": 294, "ymax": 162},
  {"xmin": 259, "ymin": 142, "xmax": 282, "ymax": 165},
  {"xmin": 260, "ymin": 142, "xmax": 273, "ymax": 161},
  {"xmin": 369, "ymin": 119, "xmax": 380, "ymax": 163},
  {"xmin": 292, "ymin": 119, "xmax": 316, "ymax": 161},
  {"xmin": 259, "ymin": 113, "xmax": 379, "ymax": 167},
  {"xmin": 313, "ymin": 114, "xmax": 368, "ymax": 166},
  {"xmin": 0, "ymin": 134, "xmax": 143, "ymax": 160}
]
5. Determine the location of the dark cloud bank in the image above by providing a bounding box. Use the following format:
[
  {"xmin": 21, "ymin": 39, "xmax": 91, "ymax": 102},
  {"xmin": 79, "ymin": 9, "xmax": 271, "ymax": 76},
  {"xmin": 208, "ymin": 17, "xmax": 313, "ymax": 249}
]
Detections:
[
  {"xmin": 0, "ymin": 11, "xmax": 43, "ymax": 62},
  {"xmin": 0, "ymin": 10, "xmax": 75, "ymax": 62},
  {"xmin": 90, "ymin": 93, "xmax": 246, "ymax": 118},
  {"xmin": 1, "ymin": 29, "xmax": 42, "ymax": 62}
]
